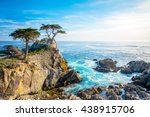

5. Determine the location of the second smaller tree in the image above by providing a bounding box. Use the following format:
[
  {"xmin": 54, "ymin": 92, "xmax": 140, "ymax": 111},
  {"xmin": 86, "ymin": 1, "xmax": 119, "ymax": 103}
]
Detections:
[{"xmin": 40, "ymin": 24, "xmax": 66, "ymax": 45}]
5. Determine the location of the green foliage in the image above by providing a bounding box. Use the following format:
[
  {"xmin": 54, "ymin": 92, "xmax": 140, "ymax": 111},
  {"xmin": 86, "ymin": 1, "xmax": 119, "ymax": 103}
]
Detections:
[
  {"xmin": 0, "ymin": 58, "xmax": 18, "ymax": 64},
  {"xmin": 40, "ymin": 24, "xmax": 66, "ymax": 43},
  {"xmin": 40, "ymin": 24, "xmax": 51, "ymax": 30},
  {"xmin": 57, "ymin": 30, "xmax": 66, "ymax": 34},
  {"xmin": 49, "ymin": 24, "xmax": 62, "ymax": 30},
  {"xmin": 9, "ymin": 28, "xmax": 40, "ymax": 42},
  {"xmin": 29, "ymin": 45, "xmax": 52, "ymax": 56},
  {"xmin": 9, "ymin": 28, "xmax": 41, "ymax": 61}
]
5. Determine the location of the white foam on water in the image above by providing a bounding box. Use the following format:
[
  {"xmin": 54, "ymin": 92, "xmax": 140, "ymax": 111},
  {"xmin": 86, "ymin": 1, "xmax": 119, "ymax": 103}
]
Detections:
[{"xmin": 65, "ymin": 59, "xmax": 137, "ymax": 94}]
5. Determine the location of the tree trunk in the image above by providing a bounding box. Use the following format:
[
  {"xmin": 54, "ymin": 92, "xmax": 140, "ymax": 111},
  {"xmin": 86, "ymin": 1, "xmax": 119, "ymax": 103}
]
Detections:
[
  {"xmin": 24, "ymin": 41, "xmax": 29, "ymax": 62},
  {"xmin": 51, "ymin": 33, "xmax": 57, "ymax": 44},
  {"xmin": 46, "ymin": 30, "xmax": 51, "ymax": 44}
]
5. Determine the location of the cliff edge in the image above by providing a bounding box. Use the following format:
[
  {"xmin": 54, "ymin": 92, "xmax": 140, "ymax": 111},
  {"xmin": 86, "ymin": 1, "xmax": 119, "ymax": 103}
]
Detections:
[{"xmin": 0, "ymin": 42, "xmax": 82, "ymax": 100}]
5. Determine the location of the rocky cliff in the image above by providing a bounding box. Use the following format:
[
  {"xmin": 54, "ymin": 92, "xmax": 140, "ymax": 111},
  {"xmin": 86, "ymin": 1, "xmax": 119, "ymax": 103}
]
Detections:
[{"xmin": 0, "ymin": 43, "xmax": 82, "ymax": 100}]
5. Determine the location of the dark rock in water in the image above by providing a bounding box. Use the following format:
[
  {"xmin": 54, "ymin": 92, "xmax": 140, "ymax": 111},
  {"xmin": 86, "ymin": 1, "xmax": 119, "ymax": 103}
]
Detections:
[
  {"xmin": 91, "ymin": 94, "xmax": 104, "ymax": 100},
  {"xmin": 94, "ymin": 59, "xmax": 150, "ymax": 74},
  {"xmin": 93, "ymin": 59, "xmax": 97, "ymax": 61},
  {"xmin": 56, "ymin": 70, "xmax": 83, "ymax": 87},
  {"xmin": 68, "ymin": 66, "xmax": 72, "ymax": 70},
  {"xmin": 77, "ymin": 87, "xmax": 101, "ymax": 100},
  {"xmin": 108, "ymin": 93, "xmax": 121, "ymax": 100},
  {"xmin": 123, "ymin": 84, "xmax": 150, "ymax": 100},
  {"xmin": 77, "ymin": 91, "xmax": 91, "ymax": 100},
  {"xmin": 76, "ymin": 82, "xmax": 150, "ymax": 100},
  {"xmin": 68, "ymin": 94, "xmax": 81, "ymax": 100},
  {"xmin": 121, "ymin": 61, "xmax": 150, "ymax": 74},
  {"xmin": 131, "ymin": 69, "xmax": 150, "ymax": 90},
  {"xmin": 94, "ymin": 59, "xmax": 119, "ymax": 73},
  {"xmin": 128, "ymin": 61, "xmax": 150, "ymax": 72},
  {"xmin": 108, "ymin": 85, "xmax": 115, "ymax": 89},
  {"xmin": 120, "ymin": 67, "xmax": 132, "ymax": 74},
  {"xmin": 106, "ymin": 86, "xmax": 122, "ymax": 97},
  {"xmin": 77, "ymin": 85, "xmax": 122, "ymax": 100}
]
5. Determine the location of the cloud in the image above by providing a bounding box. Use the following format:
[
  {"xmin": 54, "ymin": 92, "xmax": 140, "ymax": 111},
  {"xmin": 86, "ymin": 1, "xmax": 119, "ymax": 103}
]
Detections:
[
  {"xmin": 0, "ymin": 0, "xmax": 150, "ymax": 42},
  {"xmin": 0, "ymin": 19, "xmax": 18, "ymax": 24},
  {"xmin": 63, "ymin": 15, "xmax": 81, "ymax": 19},
  {"xmin": 136, "ymin": 0, "xmax": 150, "ymax": 11},
  {"xmin": 57, "ymin": 0, "xmax": 150, "ymax": 42}
]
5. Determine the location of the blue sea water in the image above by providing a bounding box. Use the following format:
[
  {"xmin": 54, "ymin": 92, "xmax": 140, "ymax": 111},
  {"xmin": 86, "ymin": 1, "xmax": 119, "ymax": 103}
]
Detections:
[
  {"xmin": 57, "ymin": 41, "xmax": 150, "ymax": 93},
  {"xmin": 1, "ymin": 41, "xmax": 150, "ymax": 93}
]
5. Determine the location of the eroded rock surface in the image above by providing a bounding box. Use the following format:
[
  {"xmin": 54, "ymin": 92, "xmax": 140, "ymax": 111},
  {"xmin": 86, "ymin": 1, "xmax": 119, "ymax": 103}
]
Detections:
[
  {"xmin": 121, "ymin": 61, "xmax": 150, "ymax": 74},
  {"xmin": 94, "ymin": 59, "xmax": 119, "ymax": 73},
  {"xmin": 0, "ymin": 42, "xmax": 82, "ymax": 100}
]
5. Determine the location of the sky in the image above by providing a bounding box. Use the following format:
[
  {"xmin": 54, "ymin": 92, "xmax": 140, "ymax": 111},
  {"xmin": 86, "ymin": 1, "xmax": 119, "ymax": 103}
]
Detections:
[{"xmin": 0, "ymin": 0, "xmax": 150, "ymax": 42}]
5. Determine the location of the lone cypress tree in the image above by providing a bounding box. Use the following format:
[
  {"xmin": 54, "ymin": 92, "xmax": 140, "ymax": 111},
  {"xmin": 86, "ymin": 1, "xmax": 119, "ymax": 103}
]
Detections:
[{"xmin": 9, "ymin": 28, "xmax": 40, "ymax": 61}]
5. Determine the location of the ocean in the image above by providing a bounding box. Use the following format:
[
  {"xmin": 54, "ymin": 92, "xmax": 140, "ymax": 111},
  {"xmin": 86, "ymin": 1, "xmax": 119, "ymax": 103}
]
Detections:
[{"xmin": 1, "ymin": 41, "xmax": 150, "ymax": 93}]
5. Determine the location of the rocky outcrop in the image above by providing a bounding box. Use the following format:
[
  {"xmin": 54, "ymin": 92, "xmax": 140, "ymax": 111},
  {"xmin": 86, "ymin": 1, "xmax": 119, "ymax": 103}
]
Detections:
[
  {"xmin": 94, "ymin": 59, "xmax": 150, "ymax": 74},
  {"xmin": 121, "ymin": 61, "xmax": 150, "ymax": 74},
  {"xmin": 56, "ymin": 70, "xmax": 83, "ymax": 88},
  {"xmin": 77, "ymin": 85, "xmax": 123, "ymax": 100},
  {"xmin": 94, "ymin": 59, "xmax": 119, "ymax": 73},
  {"xmin": 77, "ymin": 84, "xmax": 150, "ymax": 100},
  {"xmin": 123, "ymin": 84, "xmax": 150, "ymax": 100},
  {"xmin": 0, "ymin": 42, "xmax": 82, "ymax": 100},
  {"xmin": 77, "ymin": 87, "xmax": 103, "ymax": 100},
  {"xmin": 131, "ymin": 69, "xmax": 150, "ymax": 90},
  {"xmin": 0, "ymin": 63, "xmax": 47, "ymax": 99}
]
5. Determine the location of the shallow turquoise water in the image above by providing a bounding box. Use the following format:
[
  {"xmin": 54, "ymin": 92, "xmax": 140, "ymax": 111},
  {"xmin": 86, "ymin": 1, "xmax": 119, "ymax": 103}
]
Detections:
[{"xmin": 57, "ymin": 41, "xmax": 150, "ymax": 93}]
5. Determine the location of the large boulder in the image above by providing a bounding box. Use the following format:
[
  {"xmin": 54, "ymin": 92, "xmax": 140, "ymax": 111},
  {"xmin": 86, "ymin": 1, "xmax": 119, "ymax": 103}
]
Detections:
[
  {"xmin": 94, "ymin": 59, "xmax": 119, "ymax": 72},
  {"xmin": 77, "ymin": 87, "xmax": 105, "ymax": 100},
  {"xmin": 131, "ymin": 69, "xmax": 150, "ymax": 90},
  {"xmin": 123, "ymin": 84, "xmax": 150, "ymax": 100},
  {"xmin": 56, "ymin": 70, "xmax": 83, "ymax": 87},
  {"xmin": 121, "ymin": 61, "xmax": 150, "ymax": 74}
]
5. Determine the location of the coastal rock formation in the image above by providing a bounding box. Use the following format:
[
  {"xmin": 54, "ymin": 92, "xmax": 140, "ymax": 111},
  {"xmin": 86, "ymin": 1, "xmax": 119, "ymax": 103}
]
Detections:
[
  {"xmin": 131, "ymin": 69, "xmax": 150, "ymax": 90},
  {"xmin": 94, "ymin": 59, "xmax": 150, "ymax": 74},
  {"xmin": 94, "ymin": 59, "xmax": 119, "ymax": 73},
  {"xmin": 121, "ymin": 61, "xmax": 150, "ymax": 74},
  {"xmin": 0, "ymin": 42, "xmax": 82, "ymax": 100},
  {"xmin": 91, "ymin": 58, "xmax": 150, "ymax": 100},
  {"xmin": 77, "ymin": 85, "xmax": 122, "ymax": 100},
  {"xmin": 56, "ymin": 70, "xmax": 83, "ymax": 87},
  {"xmin": 77, "ymin": 87, "xmax": 103, "ymax": 100},
  {"xmin": 77, "ymin": 84, "xmax": 150, "ymax": 100},
  {"xmin": 123, "ymin": 84, "xmax": 150, "ymax": 100}
]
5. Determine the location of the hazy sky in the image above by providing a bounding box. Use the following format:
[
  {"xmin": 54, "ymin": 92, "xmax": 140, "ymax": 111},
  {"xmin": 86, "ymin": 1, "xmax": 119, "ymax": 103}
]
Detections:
[{"xmin": 0, "ymin": 0, "xmax": 150, "ymax": 41}]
